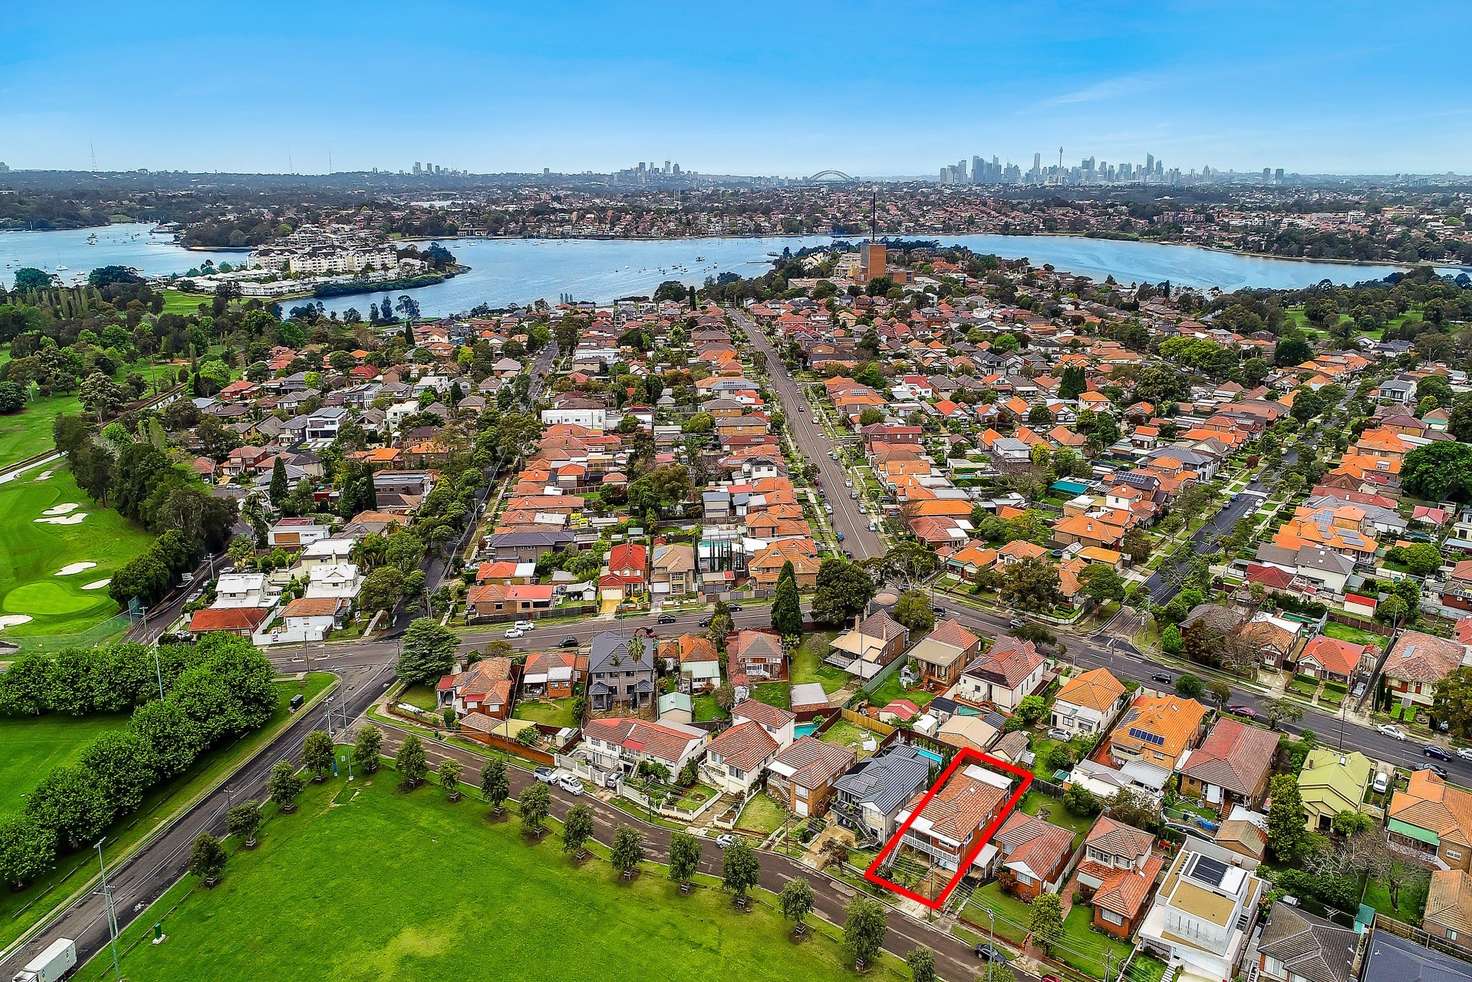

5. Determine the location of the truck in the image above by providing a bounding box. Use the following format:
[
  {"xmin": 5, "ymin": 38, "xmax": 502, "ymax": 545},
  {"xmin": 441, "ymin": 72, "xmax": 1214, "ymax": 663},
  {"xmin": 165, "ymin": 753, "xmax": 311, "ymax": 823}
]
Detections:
[{"xmin": 12, "ymin": 938, "xmax": 77, "ymax": 982}]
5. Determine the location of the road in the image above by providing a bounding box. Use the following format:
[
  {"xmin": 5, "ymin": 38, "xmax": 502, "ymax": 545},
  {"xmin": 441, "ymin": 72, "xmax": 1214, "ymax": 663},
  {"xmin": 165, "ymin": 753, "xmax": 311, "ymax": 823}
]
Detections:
[
  {"xmin": 0, "ymin": 663, "xmax": 394, "ymax": 979},
  {"xmin": 374, "ymin": 724, "xmax": 1011, "ymax": 982},
  {"xmin": 729, "ymin": 307, "xmax": 885, "ymax": 560}
]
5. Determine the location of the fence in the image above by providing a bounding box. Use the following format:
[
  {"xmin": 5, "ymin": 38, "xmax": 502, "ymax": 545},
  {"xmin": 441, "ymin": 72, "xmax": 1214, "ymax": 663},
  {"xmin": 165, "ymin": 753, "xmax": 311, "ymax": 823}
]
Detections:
[{"xmin": 1372, "ymin": 912, "xmax": 1472, "ymax": 962}]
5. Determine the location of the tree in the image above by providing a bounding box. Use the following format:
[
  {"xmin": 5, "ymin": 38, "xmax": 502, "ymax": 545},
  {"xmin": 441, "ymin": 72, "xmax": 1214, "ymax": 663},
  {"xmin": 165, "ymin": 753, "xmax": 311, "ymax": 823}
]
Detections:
[
  {"xmin": 1267, "ymin": 773, "xmax": 1311, "ymax": 864},
  {"xmin": 1079, "ymin": 564, "xmax": 1125, "ymax": 604},
  {"xmin": 397, "ymin": 617, "xmax": 458, "ymax": 686},
  {"xmin": 352, "ymin": 726, "xmax": 382, "ymax": 775},
  {"xmin": 562, "ymin": 803, "xmax": 594, "ymax": 858},
  {"xmin": 722, "ymin": 838, "xmax": 760, "ymax": 904},
  {"xmin": 811, "ymin": 558, "xmax": 875, "ymax": 626},
  {"xmin": 0, "ymin": 816, "xmax": 56, "ymax": 889},
  {"xmin": 78, "ymin": 371, "xmax": 125, "ymax": 421},
  {"xmin": 226, "ymin": 802, "xmax": 262, "ymax": 848},
  {"xmin": 439, "ymin": 759, "xmax": 463, "ymax": 801},
  {"xmin": 24, "ymin": 765, "xmax": 109, "ymax": 851},
  {"xmin": 1375, "ymin": 595, "xmax": 1409, "ymax": 625},
  {"xmin": 907, "ymin": 947, "xmax": 937, "ymax": 982},
  {"xmin": 982, "ymin": 962, "xmax": 1018, "ymax": 982},
  {"xmin": 189, "ymin": 832, "xmax": 227, "ymax": 886},
  {"xmin": 780, "ymin": 876, "xmax": 815, "ymax": 935},
  {"xmin": 1107, "ymin": 787, "xmax": 1161, "ymax": 830},
  {"xmin": 1029, "ymin": 891, "xmax": 1065, "ymax": 953},
  {"xmin": 1122, "ymin": 528, "xmax": 1152, "ymax": 566},
  {"xmin": 269, "ymin": 456, "xmax": 289, "ymax": 507},
  {"xmin": 1064, "ymin": 783, "xmax": 1104, "ymax": 818},
  {"xmin": 1174, "ymin": 673, "xmax": 1205, "ymax": 700},
  {"xmin": 1396, "ymin": 543, "xmax": 1445, "ymax": 578},
  {"xmin": 770, "ymin": 562, "xmax": 803, "ymax": 636},
  {"xmin": 0, "ymin": 381, "xmax": 26, "ymax": 414},
  {"xmin": 11, "ymin": 267, "xmax": 53, "ymax": 291},
  {"xmin": 999, "ymin": 557, "xmax": 1062, "ymax": 612},
  {"xmin": 843, "ymin": 896, "xmax": 887, "ymax": 970},
  {"xmin": 611, "ymin": 825, "xmax": 645, "ymax": 879},
  {"xmin": 1263, "ymin": 697, "xmax": 1303, "ymax": 730},
  {"xmin": 1059, "ymin": 364, "xmax": 1087, "ymax": 400},
  {"xmin": 302, "ymin": 730, "xmax": 335, "ymax": 782},
  {"xmin": 396, "ymin": 734, "xmax": 428, "ymax": 790},
  {"xmin": 1434, "ymin": 667, "xmax": 1472, "ymax": 739},
  {"xmin": 520, "ymin": 782, "xmax": 550, "ymax": 836},
  {"xmin": 1402, "ymin": 441, "xmax": 1472, "ymax": 503},
  {"xmin": 1160, "ymin": 624, "xmax": 1183, "ymax": 655},
  {"xmin": 882, "ymin": 542, "xmax": 941, "ymax": 588},
  {"xmin": 892, "ymin": 590, "xmax": 936, "ymax": 633},
  {"xmin": 1015, "ymin": 694, "xmax": 1047, "ymax": 726},
  {"xmin": 668, "ymin": 831, "xmax": 702, "ymax": 889},
  {"xmin": 480, "ymin": 758, "xmax": 509, "ymax": 815},
  {"xmin": 359, "ymin": 565, "xmax": 406, "ymax": 617}
]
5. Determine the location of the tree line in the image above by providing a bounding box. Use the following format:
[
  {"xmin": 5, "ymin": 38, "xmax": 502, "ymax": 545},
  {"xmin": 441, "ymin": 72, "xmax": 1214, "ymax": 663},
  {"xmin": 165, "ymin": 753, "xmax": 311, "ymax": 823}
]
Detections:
[{"xmin": 0, "ymin": 635, "xmax": 278, "ymax": 891}]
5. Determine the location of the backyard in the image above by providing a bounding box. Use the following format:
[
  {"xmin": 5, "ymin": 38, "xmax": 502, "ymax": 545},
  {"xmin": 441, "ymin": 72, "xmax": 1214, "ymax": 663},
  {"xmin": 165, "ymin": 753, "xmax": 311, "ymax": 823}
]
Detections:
[
  {"xmin": 1322, "ymin": 620, "xmax": 1388, "ymax": 650},
  {"xmin": 865, "ymin": 671, "xmax": 937, "ymax": 710},
  {"xmin": 0, "ymin": 464, "xmax": 156, "ymax": 645},
  {"xmin": 0, "ymin": 673, "xmax": 334, "ymax": 949},
  {"xmin": 75, "ymin": 765, "xmax": 906, "ymax": 982},
  {"xmin": 789, "ymin": 630, "xmax": 849, "ymax": 696},
  {"xmin": 819, "ymin": 719, "xmax": 883, "ymax": 759},
  {"xmin": 514, "ymin": 697, "xmax": 578, "ymax": 729},
  {"xmin": 1017, "ymin": 790, "xmax": 1095, "ymax": 847}
]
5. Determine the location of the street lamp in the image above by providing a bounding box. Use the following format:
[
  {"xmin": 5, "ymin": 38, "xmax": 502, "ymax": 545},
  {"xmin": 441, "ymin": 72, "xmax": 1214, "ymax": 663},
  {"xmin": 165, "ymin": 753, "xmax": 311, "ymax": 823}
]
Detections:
[{"xmin": 95, "ymin": 840, "xmax": 121, "ymax": 981}]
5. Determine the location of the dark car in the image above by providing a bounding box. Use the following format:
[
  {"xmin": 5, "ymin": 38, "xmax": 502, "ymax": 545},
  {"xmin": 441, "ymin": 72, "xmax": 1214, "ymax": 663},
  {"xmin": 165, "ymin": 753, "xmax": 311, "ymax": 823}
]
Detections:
[
  {"xmin": 1425, "ymin": 763, "xmax": 1450, "ymax": 779},
  {"xmin": 1151, "ymin": 673, "xmax": 1172, "ymax": 685},
  {"xmin": 560, "ymin": 637, "xmax": 580, "ymax": 648},
  {"xmin": 975, "ymin": 944, "xmax": 1008, "ymax": 963},
  {"xmin": 727, "ymin": 604, "xmax": 743, "ymax": 612},
  {"xmin": 698, "ymin": 617, "xmax": 712, "ymax": 628},
  {"xmin": 1229, "ymin": 705, "xmax": 1265, "ymax": 723},
  {"xmin": 1424, "ymin": 744, "xmax": 1455, "ymax": 762},
  {"xmin": 656, "ymin": 614, "xmax": 678, "ymax": 624}
]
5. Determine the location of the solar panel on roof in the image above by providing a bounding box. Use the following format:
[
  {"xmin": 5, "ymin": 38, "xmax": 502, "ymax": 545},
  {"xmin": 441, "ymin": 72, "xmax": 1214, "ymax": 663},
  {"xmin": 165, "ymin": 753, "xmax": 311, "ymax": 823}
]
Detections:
[{"xmin": 1188, "ymin": 854, "xmax": 1230, "ymax": 887}]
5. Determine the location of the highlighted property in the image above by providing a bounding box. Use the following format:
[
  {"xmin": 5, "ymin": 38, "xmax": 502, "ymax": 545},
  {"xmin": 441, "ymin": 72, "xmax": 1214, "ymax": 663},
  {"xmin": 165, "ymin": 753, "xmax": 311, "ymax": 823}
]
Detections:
[{"xmin": 863, "ymin": 747, "xmax": 1032, "ymax": 909}]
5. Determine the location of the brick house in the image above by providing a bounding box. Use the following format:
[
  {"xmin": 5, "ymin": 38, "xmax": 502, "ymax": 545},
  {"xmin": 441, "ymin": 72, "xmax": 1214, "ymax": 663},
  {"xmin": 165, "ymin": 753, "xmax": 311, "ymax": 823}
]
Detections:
[
  {"xmin": 1075, "ymin": 816, "xmax": 1164, "ymax": 939},
  {"xmin": 994, "ymin": 811, "xmax": 1075, "ymax": 900},
  {"xmin": 765, "ymin": 737, "xmax": 857, "ymax": 818}
]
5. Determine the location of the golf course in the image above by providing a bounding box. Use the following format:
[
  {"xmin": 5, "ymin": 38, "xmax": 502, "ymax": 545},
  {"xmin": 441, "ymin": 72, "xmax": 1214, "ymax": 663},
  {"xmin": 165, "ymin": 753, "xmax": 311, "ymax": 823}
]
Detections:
[
  {"xmin": 0, "ymin": 463, "xmax": 155, "ymax": 644},
  {"xmin": 0, "ymin": 713, "xmax": 129, "ymax": 818},
  {"xmin": 74, "ymin": 760, "xmax": 907, "ymax": 982}
]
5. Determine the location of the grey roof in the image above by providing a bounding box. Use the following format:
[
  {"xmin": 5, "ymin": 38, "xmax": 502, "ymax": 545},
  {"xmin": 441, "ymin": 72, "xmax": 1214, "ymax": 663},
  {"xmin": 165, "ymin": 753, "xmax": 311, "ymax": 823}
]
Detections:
[
  {"xmin": 1257, "ymin": 902, "xmax": 1360, "ymax": 982},
  {"xmin": 1360, "ymin": 929, "xmax": 1471, "ymax": 982},
  {"xmin": 832, "ymin": 745, "xmax": 931, "ymax": 814},
  {"xmin": 588, "ymin": 632, "xmax": 656, "ymax": 676},
  {"xmin": 1295, "ymin": 545, "xmax": 1356, "ymax": 575}
]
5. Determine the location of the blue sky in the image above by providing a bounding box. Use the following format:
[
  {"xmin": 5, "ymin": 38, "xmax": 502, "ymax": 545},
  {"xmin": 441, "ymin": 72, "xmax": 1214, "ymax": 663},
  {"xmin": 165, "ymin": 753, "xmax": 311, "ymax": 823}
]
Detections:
[{"xmin": 2, "ymin": 1, "xmax": 1467, "ymax": 176}]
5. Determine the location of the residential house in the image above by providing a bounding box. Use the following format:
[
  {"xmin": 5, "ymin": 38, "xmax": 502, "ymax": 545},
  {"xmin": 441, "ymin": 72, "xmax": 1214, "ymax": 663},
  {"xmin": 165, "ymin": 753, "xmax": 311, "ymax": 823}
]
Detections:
[
  {"xmin": 436, "ymin": 657, "xmax": 516, "ymax": 719},
  {"xmin": 1109, "ymin": 694, "xmax": 1208, "ymax": 771},
  {"xmin": 271, "ymin": 597, "xmax": 348, "ymax": 642},
  {"xmin": 659, "ymin": 634, "xmax": 721, "ymax": 692},
  {"xmin": 1051, "ymin": 667, "xmax": 1128, "ymax": 737},
  {"xmin": 268, "ymin": 517, "xmax": 330, "ymax": 548},
  {"xmin": 1296, "ymin": 636, "xmax": 1373, "ymax": 684},
  {"xmin": 1138, "ymin": 841, "xmax": 1266, "ymax": 982},
  {"xmin": 1177, "ymin": 718, "xmax": 1280, "ymax": 812},
  {"xmin": 831, "ymin": 745, "xmax": 934, "ymax": 844},
  {"xmin": 188, "ymin": 606, "xmax": 270, "ymax": 637},
  {"xmin": 730, "ymin": 699, "xmax": 796, "ymax": 748},
  {"xmin": 747, "ymin": 539, "xmax": 821, "ymax": 591},
  {"xmin": 1076, "ymin": 816, "xmax": 1164, "ymax": 939},
  {"xmin": 601, "ymin": 542, "xmax": 649, "ymax": 601},
  {"xmin": 586, "ymin": 632, "xmax": 657, "ymax": 715},
  {"xmin": 1424, "ymin": 869, "xmax": 1472, "ymax": 949},
  {"xmin": 1253, "ymin": 902, "xmax": 1360, "ymax": 982},
  {"xmin": 213, "ymin": 572, "xmax": 273, "ymax": 609},
  {"xmin": 702, "ymin": 721, "xmax": 780, "ymax": 796},
  {"xmin": 1297, "ymin": 748, "xmax": 1373, "ymax": 833},
  {"xmin": 937, "ymin": 714, "xmax": 1000, "ymax": 754},
  {"xmin": 521, "ymin": 650, "xmax": 583, "ymax": 699},
  {"xmin": 895, "ymin": 763, "xmax": 1012, "ymax": 873},
  {"xmin": 579, "ymin": 716, "xmax": 708, "ymax": 779},
  {"xmin": 465, "ymin": 583, "xmax": 557, "ymax": 622},
  {"xmin": 728, "ymin": 630, "xmax": 787, "ymax": 686},
  {"xmin": 1387, "ymin": 769, "xmax": 1472, "ymax": 872},
  {"xmin": 1360, "ymin": 929, "xmax": 1472, "ymax": 982},
  {"xmin": 766, "ymin": 737, "xmax": 858, "ymax": 818},
  {"xmin": 954, "ymin": 636, "xmax": 1047, "ymax": 711},
  {"xmin": 830, "ymin": 610, "xmax": 910, "ymax": 679},
  {"xmin": 906, "ymin": 618, "xmax": 982, "ymax": 688},
  {"xmin": 993, "ymin": 811, "xmax": 1076, "ymax": 900},
  {"xmin": 651, "ymin": 542, "xmax": 697, "ymax": 598},
  {"xmin": 1381, "ymin": 631, "xmax": 1467, "ymax": 709}
]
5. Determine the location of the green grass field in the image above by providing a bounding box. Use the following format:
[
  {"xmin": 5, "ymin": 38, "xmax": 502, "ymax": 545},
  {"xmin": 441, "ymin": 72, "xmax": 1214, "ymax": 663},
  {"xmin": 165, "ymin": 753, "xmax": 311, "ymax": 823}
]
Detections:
[
  {"xmin": 0, "ymin": 713, "xmax": 129, "ymax": 817},
  {"xmin": 160, "ymin": 290, "xmax": 215, "ymax": 315},
  {"xmin": 0, "ymin": 393, "xmax": 78, "ymax": 467},
  {"xmin": 0, "ymin": 674, "xmax": 334, "ymax": 950},
  {"xmin": 0, "ymin": 465, "xmax": 155, "ymax": 642},
  {"xmin": 77, "ymin": 761, "xmax": 905, "ymax": 982}
]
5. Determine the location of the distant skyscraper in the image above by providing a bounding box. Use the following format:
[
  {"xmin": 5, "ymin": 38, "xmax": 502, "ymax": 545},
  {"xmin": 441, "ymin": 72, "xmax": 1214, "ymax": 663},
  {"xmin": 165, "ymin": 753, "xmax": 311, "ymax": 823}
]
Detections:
[
  {"xmin": 1032, "ymin": 152, "xmax": 1042, "ymax": 181},
  {"xmin": 1145, "ymin": 153, "xmax": 1154, "ymax": 175},
  {"xmin": 413, "ymin": 161, "xmax": 422, "ymax": 175},
  {"xmin": 1275, "ymin": 167, "xmax": 1284, "ymax": 182},
  {"xmin": 972, "ymin": 155, "xmax": 983, "ymax": 184}
]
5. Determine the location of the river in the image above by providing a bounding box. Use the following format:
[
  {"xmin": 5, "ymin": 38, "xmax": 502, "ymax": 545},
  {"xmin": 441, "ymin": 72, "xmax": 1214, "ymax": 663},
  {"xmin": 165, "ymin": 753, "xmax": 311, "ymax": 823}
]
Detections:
[{"xmin": 1, "ymin": 223, "xmax": 1454, "ymax": 317}]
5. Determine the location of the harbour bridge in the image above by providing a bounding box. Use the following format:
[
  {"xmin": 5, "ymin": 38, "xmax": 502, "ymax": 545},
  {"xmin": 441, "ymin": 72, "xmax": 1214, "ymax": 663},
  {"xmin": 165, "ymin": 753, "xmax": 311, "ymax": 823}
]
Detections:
[{"xmin": 803, "ymin": 169, "xmax": 857, "ymax": 183}]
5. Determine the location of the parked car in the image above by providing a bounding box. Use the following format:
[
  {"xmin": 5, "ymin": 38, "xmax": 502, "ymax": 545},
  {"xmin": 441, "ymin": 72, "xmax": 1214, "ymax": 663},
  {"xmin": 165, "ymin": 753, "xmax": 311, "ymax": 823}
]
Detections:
[
  {"xmin": 533, "ymin": 767, "xmax": 556, "ymax": 784},
  {"xmin": 657, "ymin": 614, "xmax": 678, "ymax": 624},
  {"xmin": 1047, "ymin": 728, "xmax": 1070, "ymax": 741},
  {"xmin": 728, "ymin": 604, "xmax": 743, "ymax": 612},
  {"xmin": 844, "ymin": 479, "xmax": 853, "ymax": 489},
  {"xmin": 560, "ymin": 637, "xmax": 579, "ymax": 648},
  {"xmin": 1459, "ymin": 747, "xmax": 1472, "ymax": 761},
  {"xmin": 1372, "ymin": 770, "xmax": 1391, "ymax": 794},
  {"xmin": 823, "ymin": 503, "xmax": 834, "ymax": 514},
  {"xmin": 514, "ymin": 620, "xmax": 533, "ymax": 631},
  {"xmin": 1424, "ymin": 744, "xmax": 1454, "ymax": 761},
  {"xmin": 557, "ymin": 774, "xmax": 583, "ymax": 795},
  {"xmin": 1151, "ymin": 672, "xmax": 1172, "ymax": 685},
  {"xmin": 868, "ymin": 521, "xmax": 879, "ymax": 531},
  {"xmin": 1426, "ymin": 763, "xmax": 1449, "ymax": 779},
  {"xmin": 1228, "ymin": 705, "xmax": 1265, "ymax": 723},
  {"xmin": 1376, "ymin": 724, "xmax": 1408, "ymax": 741},
  {"xmin": 504, "ymin": 628, "xmax": 525, "ymax": 639},
  {"xmin": 715, "ymin": 834, "xmax": 735, "ymax": 849},
  {"xmin": 975, "ymin": 944, "xmax": 1008, "ymax": 964}
]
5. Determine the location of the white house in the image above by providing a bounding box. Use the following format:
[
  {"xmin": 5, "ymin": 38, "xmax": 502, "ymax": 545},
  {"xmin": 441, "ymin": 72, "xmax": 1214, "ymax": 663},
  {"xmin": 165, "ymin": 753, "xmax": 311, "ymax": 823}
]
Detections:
[
  {"xmin": 954, "ymin": 637, "xmax": 1047, "ymax": 711},
  {"xmin": 298, "ymin": 537, "xmax": 357, "ymax": 571},
  {"xmin": 1138, "ymin": 840, "xmax": 1265, "ymax": 982},
  {"xmin": 213, "ymin": 572, "xmax": 274, "ymax": 609},
  {"xmin": 730, "ymin": 699, "xmax": 796, "ymax": 748},
  {"xmin": 304, "ymin": 563, "xmax": 362, "ymax": 601}
]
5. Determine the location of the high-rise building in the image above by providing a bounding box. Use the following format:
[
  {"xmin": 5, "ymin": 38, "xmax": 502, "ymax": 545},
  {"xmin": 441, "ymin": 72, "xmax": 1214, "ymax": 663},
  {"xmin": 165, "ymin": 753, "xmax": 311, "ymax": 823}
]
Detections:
[
  {"xmin": 412, "ymin": 162, "xmax": 422, "ymax": 175},
  {"xmin": 1145, "ymin": 153, "xmax": 1154, "ymax": 175},
  {"xmin": 1032, "ymin": 152, "xmax": 1042, "ymax": 181},
  {"xmin": 972, "ymin": 155, "xmax": 984, "ymax": 184},
  {"xmin": 1274, "ymin": 167, "xmax": 1284, "ymax": 182}
]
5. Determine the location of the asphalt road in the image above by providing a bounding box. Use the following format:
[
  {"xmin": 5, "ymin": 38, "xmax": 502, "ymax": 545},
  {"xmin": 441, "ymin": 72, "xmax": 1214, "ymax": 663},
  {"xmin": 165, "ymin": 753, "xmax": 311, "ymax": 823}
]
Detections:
[
  {"xmin": 729, "ymin": 307, "xmax": 885, "ymax": 560},
  {"xmin": 374, "ymin": 723, "xmax": 1011, "ymax": 982},
  {"xmin": 0, "ymin": 663, "xmax": 394, "ymax": 979}
]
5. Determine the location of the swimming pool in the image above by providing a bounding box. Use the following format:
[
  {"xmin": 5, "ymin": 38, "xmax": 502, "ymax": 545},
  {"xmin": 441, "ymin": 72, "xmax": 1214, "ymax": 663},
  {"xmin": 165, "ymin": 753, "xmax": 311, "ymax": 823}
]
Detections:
[
  {"xmin": 912, "ymin": 746, "xmax": 944, "ymax": 765},
  {"xmin": 794, "ymin": 722, "xmax": 819, "ymax": 738}
]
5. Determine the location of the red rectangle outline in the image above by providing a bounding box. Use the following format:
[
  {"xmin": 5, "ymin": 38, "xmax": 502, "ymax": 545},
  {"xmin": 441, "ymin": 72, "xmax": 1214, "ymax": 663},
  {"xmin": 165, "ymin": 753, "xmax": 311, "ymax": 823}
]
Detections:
[{"xmin": 862, "ymin": 747, "xmax": 1033, "ymax": 909}]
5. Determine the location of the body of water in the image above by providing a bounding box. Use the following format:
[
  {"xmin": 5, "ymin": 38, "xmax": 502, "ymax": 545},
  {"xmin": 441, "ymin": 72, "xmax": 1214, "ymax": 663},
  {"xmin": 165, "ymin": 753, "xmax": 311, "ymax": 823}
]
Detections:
[
  {"xmin": 1, "ymin": 223, "xmax": 1457, "ymax": 317},
  {"xmin": 0, "ymin": 223, "xmax": 240, "ymax": 287}
]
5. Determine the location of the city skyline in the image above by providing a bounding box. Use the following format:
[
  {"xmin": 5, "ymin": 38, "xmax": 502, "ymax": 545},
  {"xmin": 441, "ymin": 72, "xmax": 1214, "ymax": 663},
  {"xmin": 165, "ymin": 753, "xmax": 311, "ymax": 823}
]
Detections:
[{"xmin": 3, "ymin": 1, "xmax": 1470, "ymax": 176}]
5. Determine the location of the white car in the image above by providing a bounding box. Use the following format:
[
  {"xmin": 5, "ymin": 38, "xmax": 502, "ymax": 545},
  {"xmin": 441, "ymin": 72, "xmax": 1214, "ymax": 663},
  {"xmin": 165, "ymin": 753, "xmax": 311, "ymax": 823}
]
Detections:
[
  {"xmin": 715, "ymin": 833, "xmax": 735, "ymax": 849},
  {"xmin": 557, "ymin": 774, "xmax": 583, "ymax": 795},
  {"xmin": 514, "ymin": 620, "xmax": 533, "ymax": 631},
  {"xmin": 1376, "ymin": 724, "xmax": 1407, "ymax": 741},
  {"xmin": 1458, "ymin": 747, "xmax": 1472, "ymax": 761},
  {"xmin": 504, "ymin": 627, "xmax": 525, "ymax": 639}
]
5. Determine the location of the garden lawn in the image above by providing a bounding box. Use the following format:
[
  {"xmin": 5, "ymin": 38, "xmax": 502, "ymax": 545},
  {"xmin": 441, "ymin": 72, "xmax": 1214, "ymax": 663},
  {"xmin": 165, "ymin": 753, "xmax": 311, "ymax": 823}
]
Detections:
[
  {"xmin": 0, "ymin": 713, "xmax": 129, "ymax": 817},
  {"xmin": 866, "ymin": 672, "xmax": 936, "ymax": 709},
  {"xmin": 0, "ymin": 465, "xmax": 155, "ymax": 643},
  {"xmin": 750, "ymin": 681, "xmax": 792, "ymax": 710},
  {"xmin": 788, "ymin": 630, "xmax": 849, "ymax": 694},
  {"xmin": 1018, "ymin": 790, "xmax": 1095, "ymax": 847},
  {"xmin": 514, "ymin": 697, "xmax": 577, "ymax": 729},
  {"xmin": 1363, "ymin": 870, "xmax": 1430, "ymax": 925},
  {"xmin": 735, "ymin": 793, "xmax": 789, "ymax": 835},
  {"xmin": 77, "ymin": 769, "xmax": 906, "ymax": 982},
  {"xmin": 398, "ymin": 684, "xmax": 438, "ymax": 712},
  {"xmin": 692, "ymin": 692, "xmax": 726, "ymax": 723},
  {"xmin": 1323, "ymin": 621, "xmax": 1387, "ymax": 650},
  {"xmin": 819, "ymin": 719, "xmax": 882, "ymax": 758},
  {"xmin": 0, "ymin": 673, "xmax": 334, "ymax": 950},
  {"xmin": 961, "ymin": 881, "xmax": 1031, "ymax": 946},
  {"xmin": 1056, "ymin": 904, "xmax": 1133, "ymax": 979}
]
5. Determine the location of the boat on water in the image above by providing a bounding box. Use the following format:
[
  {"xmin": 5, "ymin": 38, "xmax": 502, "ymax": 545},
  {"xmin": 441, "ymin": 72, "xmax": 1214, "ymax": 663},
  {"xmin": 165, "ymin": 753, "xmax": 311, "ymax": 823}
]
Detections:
[{"xmin": 86, "ymin": 233, "xmax": 98, "ymax": 244}]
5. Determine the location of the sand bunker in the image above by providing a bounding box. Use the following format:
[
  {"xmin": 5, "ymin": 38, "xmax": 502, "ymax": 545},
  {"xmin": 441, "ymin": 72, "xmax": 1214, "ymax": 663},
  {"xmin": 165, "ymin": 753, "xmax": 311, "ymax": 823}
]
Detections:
[
  {"xmin": 55, "ymin": 562, "xmax": 97, "ymax": 576},
  {"xmin": 36, "ymin": 470, "xmax": 53, "ymax": 481},
  {"xmin": 82, "ymin": 579, "xmax": 111, "ymax": 591},
  {"xmin": 33, "ymin": 514, "xmax": 88, "ymax": 526},
  {"xmin": 43, "ymin": 503, "xmax": 80, "ymax": 516},
  {"xmin": 0, "ymin": 615, "xmax": 33, "ymax": 629}
]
